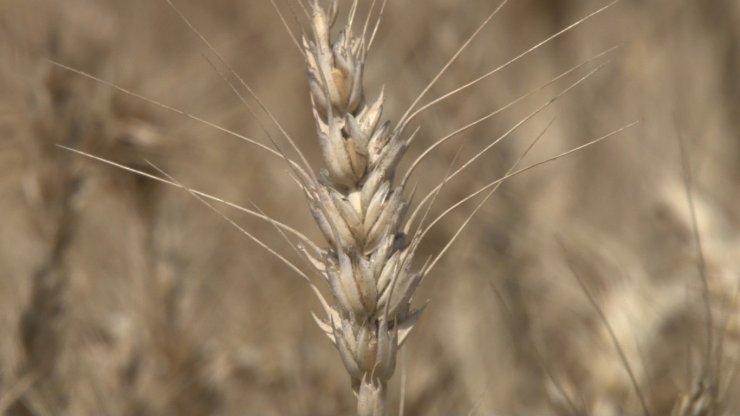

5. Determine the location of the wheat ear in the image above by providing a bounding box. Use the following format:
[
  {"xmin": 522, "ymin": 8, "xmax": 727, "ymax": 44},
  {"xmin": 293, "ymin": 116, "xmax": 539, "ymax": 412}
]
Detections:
[{"xmin": 299, "ymin": 1, "xmax": 423, "ymax": 414}]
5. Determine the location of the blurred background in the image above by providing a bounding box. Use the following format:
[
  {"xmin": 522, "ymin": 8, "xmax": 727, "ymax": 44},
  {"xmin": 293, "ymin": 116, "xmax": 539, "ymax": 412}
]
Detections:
[{"xmin": 0, "ymin": 0, "xmax": 738, "ymax": 414}]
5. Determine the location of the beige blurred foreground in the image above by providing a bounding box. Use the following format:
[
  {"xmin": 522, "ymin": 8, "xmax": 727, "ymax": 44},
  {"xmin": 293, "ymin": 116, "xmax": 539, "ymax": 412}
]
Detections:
[{"xmin": 0, "ymin": 0, "xmax": 738, "ymax": 415}]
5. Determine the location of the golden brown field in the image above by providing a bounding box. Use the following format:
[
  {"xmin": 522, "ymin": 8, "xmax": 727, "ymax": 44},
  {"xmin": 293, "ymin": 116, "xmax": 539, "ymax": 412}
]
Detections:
[{"xmin": 1, "ymin": 0, "xmax": 738, "ymax": 415}]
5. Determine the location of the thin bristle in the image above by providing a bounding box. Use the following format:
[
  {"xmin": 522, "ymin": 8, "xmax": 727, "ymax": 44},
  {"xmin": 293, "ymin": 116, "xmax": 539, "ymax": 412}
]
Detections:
[{"xmin": 404, "ymin": 0, "xmax": 619, "ymax": 126}]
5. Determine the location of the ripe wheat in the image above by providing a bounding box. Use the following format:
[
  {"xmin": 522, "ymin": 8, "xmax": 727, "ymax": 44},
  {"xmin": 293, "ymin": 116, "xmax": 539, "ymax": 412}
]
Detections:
[
  {"xmin": 40, "ymin": 0, "xmax": 739, "ymax": 415},
  {"xmin": 50, "ymin": 0, "xmax": 633, "ymax": 413},
  {"xmin": 298, "ymin": 2, "xmax": 424, "ymax": 414}
]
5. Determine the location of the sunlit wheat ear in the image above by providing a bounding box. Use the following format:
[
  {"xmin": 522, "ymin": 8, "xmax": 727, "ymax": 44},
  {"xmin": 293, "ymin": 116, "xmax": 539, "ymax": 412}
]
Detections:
[{"xmin": 299, "ymin": 1, "xmax": 426, "ymax": 413}]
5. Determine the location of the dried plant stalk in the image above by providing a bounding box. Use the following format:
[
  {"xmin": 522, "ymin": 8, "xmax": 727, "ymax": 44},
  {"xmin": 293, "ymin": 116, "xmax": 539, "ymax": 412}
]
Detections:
[{"xmin": 299, "ymin": 1, "xmax": 423, "ymax": 414}]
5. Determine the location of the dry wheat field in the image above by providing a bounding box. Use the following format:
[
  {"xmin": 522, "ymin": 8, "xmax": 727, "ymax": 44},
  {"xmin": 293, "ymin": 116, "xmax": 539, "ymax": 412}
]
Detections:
[{"xmin": 1, "ymin": 0, "xmax": 739, "ymax": 415}]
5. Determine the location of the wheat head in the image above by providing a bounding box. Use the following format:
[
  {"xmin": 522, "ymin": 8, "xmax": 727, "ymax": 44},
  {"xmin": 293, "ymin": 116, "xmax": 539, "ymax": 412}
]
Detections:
[{"xmin": 298, "ymin": 1, "xmax": 424, "ymax": 414}]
